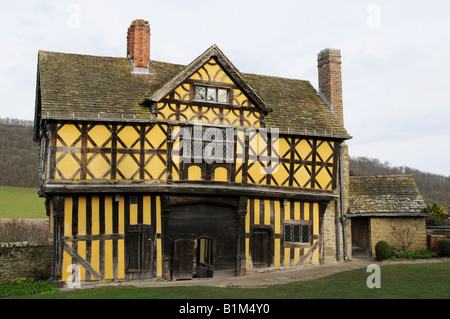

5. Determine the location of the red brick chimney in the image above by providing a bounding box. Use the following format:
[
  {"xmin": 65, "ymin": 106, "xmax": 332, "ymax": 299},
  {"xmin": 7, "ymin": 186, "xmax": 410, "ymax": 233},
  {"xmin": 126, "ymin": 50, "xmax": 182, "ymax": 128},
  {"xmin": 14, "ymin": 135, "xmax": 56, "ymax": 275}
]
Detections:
[
  {"xmin": 127, "ymin": 19, "xmax": 151, "ymax": 71},
  {"xmin": 317, "ymin": 49, "xmax": 344, "ymax": 125}
]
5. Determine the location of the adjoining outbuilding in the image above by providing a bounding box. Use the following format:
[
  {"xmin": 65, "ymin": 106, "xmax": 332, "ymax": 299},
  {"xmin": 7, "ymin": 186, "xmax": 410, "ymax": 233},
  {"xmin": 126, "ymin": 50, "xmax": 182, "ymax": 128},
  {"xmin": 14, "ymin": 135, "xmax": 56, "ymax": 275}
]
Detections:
[{"xmin": 348, "ymin": 175, "xmax": 429, "ymax": 258}]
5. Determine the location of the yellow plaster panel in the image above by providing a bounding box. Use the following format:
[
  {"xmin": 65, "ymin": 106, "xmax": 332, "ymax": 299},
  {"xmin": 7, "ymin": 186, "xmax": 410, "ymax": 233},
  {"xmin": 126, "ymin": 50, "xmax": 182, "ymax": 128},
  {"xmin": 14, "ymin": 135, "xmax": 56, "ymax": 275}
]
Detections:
[
  {"xmin": 245, "ymin": 238, "xmax": 250, "ymax": 269},
  {"xmin": 56, "ymin": 152, "xmax": 81, "ymax": 180},
  {"xmin": 232, "ymin": 89, "xmax": 248, "ymax": 107},
  {"xmin": 64, "ymin": 197, "xmax": 72, "ymax": 236},
  {"xmin": 296, "ymin": 139, "xmax": 313, "ymax": 160},
  {"xmin": 304, "ymin": 202, "xmax": 310, "ymax": 221},
  {"xmin": 313, "ymin": 203, "xmax": 319, "ymax": 235},
  {"xmin": 264, "ymin": 199, "xmax": 271, "ymax": 226},
  {"xmin": 91, "ymin": 240, "xmax": 100, "ymax": 277},
  {"xmin": 156, "ymin": 196, "xmax": 162, "ymax": 234},
  {"xmin": 293, "ymin": 165, "xmax": 312, "ymax": 188},
  {"xmin": 317, "ymin": 141, "xmax": 334, "ymax": 162},
  {"xmin": 77, "ymin": 241, "xmax": 86, "ymax": 280},
  {"xmin": 105, "ymin": 196, "xmax": 113, "ymax": 234},
  {"xmin": 284, "ymin": 248, "xmax": 291, "ymax": 267},
  {"xmin": 274, "ymin": 201, "xmax": 280, "ymax": 234},
  {"xmin": 247, "ymin": 162, "xmax": 266, "ymax": 185},
  {"xmin": 143, "ymin": 196, "xmax": 151, "ymax": 225},
  {"xmin": 254, "ymin": 199, "xmax": 260, "ymax": 225},
  {"xmin": 315, "ymin": 167, "xmax": 332, "ymax": 190},
  {"xmin": 92, "ymin": 196, "xmax": 100, "ymax": 235},
  {"xmin": 145, "ymin": 125, "xmax": 167, "ymax": 150},
  {"xmin": 271, "ymin": 162, "xmax": 289, "ymax": 186},
  {"xmin": 88, "ymin": 125, "xmax": 111, "ymax": 148},
  {"xmin": 188, "ymin": 165, "xmax": 202, "ymax": 181},
  {"xmin": 274, "ymin": 238, "xmax": 280, "ymax": 267},
  {"xmin": 118, "ymin": 196, "xmax": 124, "ymax": 233},
  {"xmin": 57, "ymin": 124, "xmax": 81, "ymax": 147},
  {"xmin": 118, "ymin": 125, "xmax": 140, "ymax": 149},
  {"xmin": 130, "ymin": 203, "xmax": 138, "ymax": 225},
  {"xmin": 214, "ymin": 167, "xmax": 228, "ymax": 182},
  {"xmin": 118, "ymin": 239, "xmax": 125, "ymax": 279},
  {"xmin": 104, "ymin": 240, "xmax": 113, "ymax": 279},
  {"xmin": 117, "ymin": 154, "xmax": 139, "ymax": 180},
  {"xmin": 174, "ymin": 83, "xmax": 190, "ymax": 101},
  {"xmin": 87, "ymin": 153, "xmax": 111, "ymax": 180},
  {"xmin": 284, "ymin": 200, "xmax": 291, "ymax": 220},
  {"xmin": 145, "ymin": 154, "xmax": 166, "ymax": 181},
  {"xmin": 62, "ymin": 243, "xmax": 72, "ymax": 281},
  {"xmin": 78, "ymin": 197, "xmax": 86, "ymax": 236}
]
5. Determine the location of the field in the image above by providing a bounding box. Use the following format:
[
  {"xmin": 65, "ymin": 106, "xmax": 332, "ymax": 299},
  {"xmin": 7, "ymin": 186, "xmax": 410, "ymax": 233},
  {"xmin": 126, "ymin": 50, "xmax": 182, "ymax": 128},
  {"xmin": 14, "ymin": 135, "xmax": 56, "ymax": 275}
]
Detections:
[{"xmin": 0, "ymin": 187, "xmax": 46, "ymax": 219}]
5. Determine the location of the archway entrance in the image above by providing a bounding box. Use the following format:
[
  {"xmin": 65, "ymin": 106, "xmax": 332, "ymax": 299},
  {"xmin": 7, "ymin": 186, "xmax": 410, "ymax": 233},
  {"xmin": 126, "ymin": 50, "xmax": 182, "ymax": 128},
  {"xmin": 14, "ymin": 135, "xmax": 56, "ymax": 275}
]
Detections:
[{"xmin": 168, "ymin": 202, "xmax": 238, "ymax": 279}]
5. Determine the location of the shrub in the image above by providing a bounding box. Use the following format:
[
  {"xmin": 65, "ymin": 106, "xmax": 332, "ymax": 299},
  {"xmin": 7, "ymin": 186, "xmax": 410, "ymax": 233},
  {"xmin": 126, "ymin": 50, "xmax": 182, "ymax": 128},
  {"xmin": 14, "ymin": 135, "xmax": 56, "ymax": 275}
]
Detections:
[
  {"xmin": 403, "ymin": 249, "xmax": 437, "ymax": 259},
  {"xmin": 0, "ymin": 278, "xmax": 59, "ymax": 298},
  {"xmin": 438, "ymin": 238, "xmax": 450, "ymax": 256},
  {"xmin": 375, "ymin": 240, "xmax": 391, "ymax": 260}
]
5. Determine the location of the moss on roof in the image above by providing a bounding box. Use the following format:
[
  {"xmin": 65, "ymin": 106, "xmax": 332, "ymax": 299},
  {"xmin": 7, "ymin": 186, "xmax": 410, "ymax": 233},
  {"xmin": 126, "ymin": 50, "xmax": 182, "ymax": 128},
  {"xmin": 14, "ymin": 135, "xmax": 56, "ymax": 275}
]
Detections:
[
  {"xmin": 349, "ymin": 175, "xmax": 427, "ymax": 215},
  {"xmin": 36, "ymin": 50, "xmax": 349, "ymax": 137}
]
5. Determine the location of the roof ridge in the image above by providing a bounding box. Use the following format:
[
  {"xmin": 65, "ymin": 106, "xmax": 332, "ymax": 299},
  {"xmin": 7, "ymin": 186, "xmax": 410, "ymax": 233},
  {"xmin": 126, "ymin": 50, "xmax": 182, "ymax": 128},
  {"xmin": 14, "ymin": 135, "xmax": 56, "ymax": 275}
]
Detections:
[
  {"xmin": 242, "ymin": 71, "xmax": 310, "ymax": 83},
  {"xmin": 350, "ymin": 174, "xmax": 414, "ymax": 179}
]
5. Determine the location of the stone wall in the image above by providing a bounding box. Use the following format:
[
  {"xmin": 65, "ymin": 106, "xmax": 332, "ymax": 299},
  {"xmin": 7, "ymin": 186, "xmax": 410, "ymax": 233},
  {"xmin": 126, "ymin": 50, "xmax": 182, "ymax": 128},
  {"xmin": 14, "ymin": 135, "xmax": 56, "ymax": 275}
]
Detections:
[
  {"xmin": 0, "ymin": 242, "xmax": 52, "ymax": 284},
  {"xmin": 370, "ymin": 217, "xmax": 428, "ymax": 255}
]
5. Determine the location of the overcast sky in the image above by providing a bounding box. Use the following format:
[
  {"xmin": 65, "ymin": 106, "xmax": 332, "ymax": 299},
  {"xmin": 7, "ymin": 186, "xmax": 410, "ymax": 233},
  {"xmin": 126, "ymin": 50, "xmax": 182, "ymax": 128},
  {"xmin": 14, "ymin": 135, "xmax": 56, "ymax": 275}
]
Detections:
[{"xmin": 0, "ymin": 0, "xmax": 449, "ymax": 176}]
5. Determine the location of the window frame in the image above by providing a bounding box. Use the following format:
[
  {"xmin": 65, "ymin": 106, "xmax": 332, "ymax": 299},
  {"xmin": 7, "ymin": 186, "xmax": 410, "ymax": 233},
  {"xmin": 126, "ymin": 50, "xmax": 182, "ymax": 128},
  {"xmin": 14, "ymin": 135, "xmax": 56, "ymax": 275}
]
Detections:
[
  {"xmin": 193, "ymin": 84, "xmax": 230, "ymax": 105},
  {"xmin": 283, "ymin": 220, "xmax": 312, "ymax": 246},
  {"xmin": 181, "ymin": 125, "xmax": 235, "ymax": 164}
]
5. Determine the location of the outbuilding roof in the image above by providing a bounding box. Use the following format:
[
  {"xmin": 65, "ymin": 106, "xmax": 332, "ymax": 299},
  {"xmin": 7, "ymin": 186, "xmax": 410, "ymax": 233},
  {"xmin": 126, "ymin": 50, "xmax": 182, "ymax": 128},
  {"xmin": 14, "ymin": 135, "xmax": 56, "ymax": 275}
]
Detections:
[
  {"xmin": 348, "ymin": 175, "xmax": 428, "ymax": 217},
  {"xmin": 35, "ymin": 47, "xmax": 350, "ymax": 140}
]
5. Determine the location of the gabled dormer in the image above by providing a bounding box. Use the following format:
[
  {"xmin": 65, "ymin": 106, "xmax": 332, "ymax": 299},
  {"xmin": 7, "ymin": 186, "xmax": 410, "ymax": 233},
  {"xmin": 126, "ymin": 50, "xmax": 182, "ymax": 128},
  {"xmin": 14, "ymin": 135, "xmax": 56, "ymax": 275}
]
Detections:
[{"xmin": 143, "ymin": 45, "xmax": 271, "ymax": 128}]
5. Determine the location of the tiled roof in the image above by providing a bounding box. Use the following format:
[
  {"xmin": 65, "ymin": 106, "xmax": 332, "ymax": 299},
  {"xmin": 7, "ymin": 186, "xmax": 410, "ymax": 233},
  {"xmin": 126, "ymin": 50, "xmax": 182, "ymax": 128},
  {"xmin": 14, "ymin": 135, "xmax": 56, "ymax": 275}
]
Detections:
[
  {"xmin": 349, "ymin": 175, "xmax": 428, "ymax": 215},
  {"xmin": 36, "ymin": 49, "xmax": 349, "ymax": 138}
]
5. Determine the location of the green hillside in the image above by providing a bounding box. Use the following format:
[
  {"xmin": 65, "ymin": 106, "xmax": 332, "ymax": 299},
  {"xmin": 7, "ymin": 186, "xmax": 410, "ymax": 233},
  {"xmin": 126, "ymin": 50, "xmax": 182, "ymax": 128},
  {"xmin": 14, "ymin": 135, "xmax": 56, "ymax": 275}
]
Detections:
[{"xmin": 0, "ymin": 187, "xmax": 46, "ymax": 219}]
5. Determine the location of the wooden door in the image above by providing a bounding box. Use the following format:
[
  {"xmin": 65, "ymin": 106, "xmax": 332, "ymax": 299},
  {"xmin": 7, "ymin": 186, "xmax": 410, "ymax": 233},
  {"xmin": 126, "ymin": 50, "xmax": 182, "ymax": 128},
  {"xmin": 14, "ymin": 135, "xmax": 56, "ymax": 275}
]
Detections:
[
  {"xmin": 173, "ymin": 238, "xmax": 195, "ymax": 280},
  {"xmin": 251, "ymin": 229, "xmax": 273, "ymax": 268},
  {"xmin": 351, "ymin": 218, "xmax": 370, "ymax": 258},
  {"xmin": 125, "ymin": 225, "xmax": 153, "ymax": 279}
]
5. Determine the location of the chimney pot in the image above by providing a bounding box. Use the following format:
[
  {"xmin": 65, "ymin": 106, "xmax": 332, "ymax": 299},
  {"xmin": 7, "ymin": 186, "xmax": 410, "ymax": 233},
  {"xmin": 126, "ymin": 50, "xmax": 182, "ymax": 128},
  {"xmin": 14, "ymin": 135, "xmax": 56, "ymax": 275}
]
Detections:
[
  {"xmin": 318, "ymin": 48, "xmax": 344, "ymax": 125},
  {"xmin": 127, "ymin": 19, "xmax": 151, "ymax": 71}
]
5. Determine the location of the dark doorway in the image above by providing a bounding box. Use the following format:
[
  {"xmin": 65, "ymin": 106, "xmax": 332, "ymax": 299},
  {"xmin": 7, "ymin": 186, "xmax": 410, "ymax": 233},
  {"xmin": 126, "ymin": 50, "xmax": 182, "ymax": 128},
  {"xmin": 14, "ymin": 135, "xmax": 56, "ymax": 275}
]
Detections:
[
  {"xmin": 251, "ymin": 229, "xmax": 273, "ymax": 268},
  {"xmin": 125, "ymin": 225, "xmax": 153, "ymax": 279},
  {"xmin": 196, "ymin": 237, "xmax": 214, "ymax": 278},
  {"xmin": 167, "ymin": 202, "xmax": 237, "ymax": 278},
  {"xmin": 351, "ymin": 218, "xmax": 371, "ymax": 258}
]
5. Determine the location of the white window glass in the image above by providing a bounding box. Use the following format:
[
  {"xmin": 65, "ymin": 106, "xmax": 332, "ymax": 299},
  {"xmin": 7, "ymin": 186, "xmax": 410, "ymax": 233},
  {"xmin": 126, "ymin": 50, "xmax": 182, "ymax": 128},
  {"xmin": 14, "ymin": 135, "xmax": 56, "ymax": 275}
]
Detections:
[
  {"xmin": 195, "ymin": 86, "xmax": 206, "ymax": 100},
  {"xmin": 207, "ymin": 88, "xmax": 216, "ymax": 102},
  {"xmin": 217, "ymin": 89, "xmax": 228, "ymax": 103}
]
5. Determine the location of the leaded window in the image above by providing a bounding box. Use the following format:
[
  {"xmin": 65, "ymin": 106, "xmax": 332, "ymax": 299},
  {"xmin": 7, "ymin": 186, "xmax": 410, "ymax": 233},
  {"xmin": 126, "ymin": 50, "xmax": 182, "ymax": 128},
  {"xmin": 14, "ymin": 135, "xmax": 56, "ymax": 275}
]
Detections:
[
  {"xmin": 194, "ymin": 86, "xmax": 229, "ymax": 104},
  {"xmin": 180, "ymin": 125, "xmax": 234, "ymax": 163},
  {"xmin": 284, "ymin": 222, "xmax": 310, "ymax": 244}
]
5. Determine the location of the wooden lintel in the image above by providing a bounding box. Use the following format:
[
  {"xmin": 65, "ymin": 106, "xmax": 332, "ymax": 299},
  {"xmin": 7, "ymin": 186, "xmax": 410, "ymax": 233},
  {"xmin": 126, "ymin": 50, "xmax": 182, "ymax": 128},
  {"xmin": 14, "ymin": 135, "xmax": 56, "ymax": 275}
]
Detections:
[{"xmin": 43, "ymin": 183, "xmax": 337, "ymax": 201}]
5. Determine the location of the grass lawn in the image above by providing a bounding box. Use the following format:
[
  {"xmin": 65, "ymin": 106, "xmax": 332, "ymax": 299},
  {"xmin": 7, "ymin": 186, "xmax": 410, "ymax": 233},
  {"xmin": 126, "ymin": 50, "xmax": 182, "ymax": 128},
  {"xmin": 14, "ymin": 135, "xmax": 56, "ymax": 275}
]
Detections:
[
  {"xmin": 18, "ymin": 262, "xmax": 450, "ymax": 299},
  {"xmin": 0, "ymin": 187, "xmax": 46, "ymax": 219}
]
